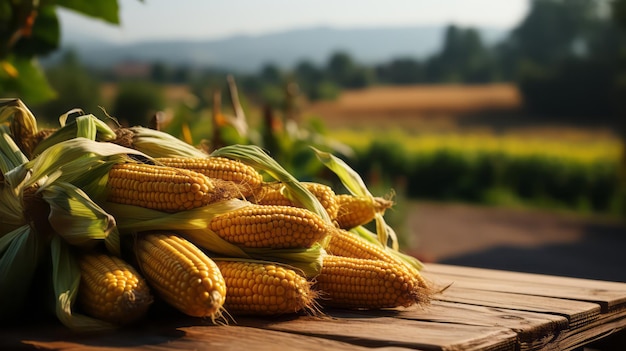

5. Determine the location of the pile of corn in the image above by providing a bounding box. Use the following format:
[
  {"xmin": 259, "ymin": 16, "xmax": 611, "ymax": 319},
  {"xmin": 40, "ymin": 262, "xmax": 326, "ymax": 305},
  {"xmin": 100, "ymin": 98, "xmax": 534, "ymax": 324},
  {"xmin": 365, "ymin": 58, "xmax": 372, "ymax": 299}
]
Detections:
[{"xmin": 0, "ymin": 99, "xmax": 431, "ymax": 331}]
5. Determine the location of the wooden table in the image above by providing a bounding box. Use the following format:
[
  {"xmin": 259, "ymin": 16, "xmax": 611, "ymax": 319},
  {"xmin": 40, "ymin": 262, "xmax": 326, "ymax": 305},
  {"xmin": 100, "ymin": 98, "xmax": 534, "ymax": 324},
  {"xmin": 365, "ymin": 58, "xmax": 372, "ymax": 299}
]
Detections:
[{"xmin": 3, "ymin": 263, "xmax": 626, "ymax": 351}]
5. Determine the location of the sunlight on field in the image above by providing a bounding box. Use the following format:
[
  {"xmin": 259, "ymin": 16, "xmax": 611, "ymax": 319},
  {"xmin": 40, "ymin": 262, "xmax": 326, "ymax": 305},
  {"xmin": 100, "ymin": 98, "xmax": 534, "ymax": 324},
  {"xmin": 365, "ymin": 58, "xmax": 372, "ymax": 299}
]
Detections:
[{"xmin": 329, "ymin": 128, "xmax": 623, "ymax": 164}]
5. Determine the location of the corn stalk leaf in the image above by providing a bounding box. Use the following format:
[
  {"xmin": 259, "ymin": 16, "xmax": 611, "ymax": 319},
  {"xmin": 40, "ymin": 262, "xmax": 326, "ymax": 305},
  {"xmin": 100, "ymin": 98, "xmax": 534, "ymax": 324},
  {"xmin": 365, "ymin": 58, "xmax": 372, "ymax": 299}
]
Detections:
[
  {"xmin": 211, "ymin": 144, "xmax": 330, "ymax": 223},
  {"xmin": 0, "ymin": 226, "xmax": 44, "ymax": 319},
  {"xmin": 41, "ymin": 182, "xmax": 116, "ymax": 250},
  {"xmin": 50, "ymin": 236, "xmax": 117, "ymax": 332}
]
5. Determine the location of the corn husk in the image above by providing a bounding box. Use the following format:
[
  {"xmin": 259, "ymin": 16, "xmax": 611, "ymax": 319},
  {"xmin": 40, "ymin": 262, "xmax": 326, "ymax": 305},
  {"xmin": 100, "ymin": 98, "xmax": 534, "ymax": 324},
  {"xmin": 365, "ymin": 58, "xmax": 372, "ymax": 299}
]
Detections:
[
  {"xmin": 0, "ymin": 226, "xmax": 45, "ymax": 319},
  {"xmin": 211, "ymin": 144, "xmax": 331, "ymax": 223},
  {"xmin": 0, "ymin": 126, "xmax": 28, "ymax": 234},
  {"xmin": 50, "ymin": 236, "xmax": 116, "ymax": 332},
  {"xmin": 31, "ymin": 114, "xmax": 117, "ymax": 156},
  {"xmin": 105, "ymin": 200, "xmax": 324, "ymax": 278},
  {"xmin": 312, "ymin": 147, "xmax": 399, "ymax": 249},
  {"xmin": 116, "ymin": 126, "xmax": 208, "ymax": 158},
  {"xmin": 312, "ymin": 147, "xmax": 424, "ymax": 272}
]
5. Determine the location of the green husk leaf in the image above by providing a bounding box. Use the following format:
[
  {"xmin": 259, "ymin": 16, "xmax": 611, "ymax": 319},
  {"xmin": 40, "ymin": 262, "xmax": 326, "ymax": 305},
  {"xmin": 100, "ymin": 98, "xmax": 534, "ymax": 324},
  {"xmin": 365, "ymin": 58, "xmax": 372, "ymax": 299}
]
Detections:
[
  {"xmin": 125, "ymin": 126, "xmax": 208, "ymax": 158},
  {"xmin": 211, "ymin": 245, "xmax": 324, "ymax": 279},
  {"xmin": 0, "ymin": 125, "xmax": 29, "ymax": 172},
  {"xmin": 0, "ymin": 127, "xmax": 27, "ymax": 233},
  {"xmin": 352, "ymin": 225, "xmax": 424, "ymax": 271},
  {"xmin": 312, "ymin": 147, "xmax": 371, "ymax": 198},
  {"xmin": 313, "ymin": 147, "xmax": 399, "ymax": 249},
  {"xmin": 0, "ymin": 226, "xmax": 44, "ymax": 319},
  {"xmin": 32, "ymin": 115, "xmax": 117, "ymax": 156},
  {"xmin": 243, "ymin": 244, "xmax": 324, "ymax": 278},
  {"xmin": 11, "ymin": 137, "xmax": 147, "ymax": 189},
  {"xmin": 50, "ymin": 236, "xmax": 117, "ymax": 332},
  {"xmin": 105, "ymin": 200, "xmax": 251, "ymax": 258},
  {"xmin": 211, "ymin": 144, "xmax": 330, "ymax": 223},
  {"xmin": 105, "ymin": 199, "xmax": 324, "ymax": 277},
  {"xmin": 40, "ymin": 182, "xmax": 116, "ymax": 250}
]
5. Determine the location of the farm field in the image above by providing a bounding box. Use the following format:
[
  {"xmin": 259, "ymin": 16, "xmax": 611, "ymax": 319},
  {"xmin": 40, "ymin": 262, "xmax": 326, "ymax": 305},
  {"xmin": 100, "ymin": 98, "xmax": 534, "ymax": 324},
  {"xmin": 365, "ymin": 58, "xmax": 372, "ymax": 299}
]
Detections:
[{"xmin": 303, "ymin": 83, "xmax": 522, "ymax": 129}]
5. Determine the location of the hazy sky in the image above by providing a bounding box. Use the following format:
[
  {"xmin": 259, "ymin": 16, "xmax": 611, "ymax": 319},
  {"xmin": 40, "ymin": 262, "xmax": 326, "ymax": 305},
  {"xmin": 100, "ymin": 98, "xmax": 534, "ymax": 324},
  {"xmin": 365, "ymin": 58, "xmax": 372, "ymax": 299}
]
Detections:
[{"xmin": 58, "ymin": 0, "xmax": 530, "ymax": 43}]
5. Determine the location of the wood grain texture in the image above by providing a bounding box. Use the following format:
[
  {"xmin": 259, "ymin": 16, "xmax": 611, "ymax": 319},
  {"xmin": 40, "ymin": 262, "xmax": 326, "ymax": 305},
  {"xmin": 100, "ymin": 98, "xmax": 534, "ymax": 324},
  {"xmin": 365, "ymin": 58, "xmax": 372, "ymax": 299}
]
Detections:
[
  {"xmin": 423, "ymin": 264, "xmax": 626, "ymax": 312},
  {"xmin": 2, "ymin": 264, "xmax": 626, "ymax": 351}
]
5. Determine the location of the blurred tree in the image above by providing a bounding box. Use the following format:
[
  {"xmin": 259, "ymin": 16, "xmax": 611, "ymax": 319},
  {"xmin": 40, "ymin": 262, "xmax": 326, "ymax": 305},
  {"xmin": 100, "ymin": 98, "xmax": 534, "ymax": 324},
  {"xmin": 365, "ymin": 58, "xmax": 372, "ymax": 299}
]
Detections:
[
  {"xmin": 511, "ymin": 0, "xmax": 623, "ymax": 123},
  {"xmin": 508, "ymin": 0, "xmax": 599, "ymax": 67},
  {"xmin": 0, "ymin": 0, "xmax": 121, "ymax": 104},
  {"xmin": 375, "ymin": 58, "xmax": 424, "ymax": 85},
  {"xmin": 150, "ymin": 61, "xmax": 171, "ymax": 83},
  {"xmin": 426, "ymin": 25, "xmax": 493, "ymax": 83},
  {"xmin": 294, "ymin": 59, "xmax": 324, "ymax": 100},
  {"xmin": 112, "ymin": 81, "xmax": 165, "ymax": 127},
  {"xmin": 259, "ymin": 63, "xmax": 282, "ymax": 85},
  {"xmin": 33, "ymin": 50, "xmax": 102, "ymax": 125},
  {"xmin": 326, "ymin": 51, "xmax": 373, "ymax": 89}
]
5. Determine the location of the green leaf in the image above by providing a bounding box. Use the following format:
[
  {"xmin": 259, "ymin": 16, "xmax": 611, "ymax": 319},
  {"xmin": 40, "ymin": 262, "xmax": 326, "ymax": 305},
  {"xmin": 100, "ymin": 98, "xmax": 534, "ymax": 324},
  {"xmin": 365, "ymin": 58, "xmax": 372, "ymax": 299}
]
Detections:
[
  {"xmin": 55, "ymin": 0, "xmax": 120, "ymax": 24},
  {"xmin": 0, "ymin": 55, "xmax": 56, "ymax": 104},
  {"xmin": 50, "ymin": 236, "xmax": 116, "ymax": 331}
]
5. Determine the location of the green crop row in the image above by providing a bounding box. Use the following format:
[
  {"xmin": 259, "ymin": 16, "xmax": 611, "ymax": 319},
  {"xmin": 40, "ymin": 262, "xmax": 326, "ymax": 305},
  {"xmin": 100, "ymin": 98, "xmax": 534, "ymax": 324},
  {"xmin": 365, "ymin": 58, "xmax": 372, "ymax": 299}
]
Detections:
[{"xmin": 331, "ymin": 130, "xmax": 625, "ymax": 214}]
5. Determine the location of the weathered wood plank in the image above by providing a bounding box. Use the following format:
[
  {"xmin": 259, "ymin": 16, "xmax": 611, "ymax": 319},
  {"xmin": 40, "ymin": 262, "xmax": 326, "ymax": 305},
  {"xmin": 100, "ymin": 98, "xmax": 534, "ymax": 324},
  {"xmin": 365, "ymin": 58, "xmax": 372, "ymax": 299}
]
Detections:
[
  {"xmin": 430, "ymin": 284, "xmax": 601, "ymax": 330},
  {"xmin": 425, "ymin": 264, "xmax": 626, "ymax": 290},
  {"xmin": 1, "ymin": 322, "xmax": 415, "ymax": 351},
  {"xmin": 423, "ymin": 264, "xmax": 626, "ymax": 312},
  {"xmin": 237, "ymin": 314, "xmax": 517, "ymax": 351},
  {"xmin": 339, "ymin": 300, "xmax": 567, "ymax": 348},
  {"xmin": 548, "ymin": 309, "xmax": 626, "ymax": 351}
]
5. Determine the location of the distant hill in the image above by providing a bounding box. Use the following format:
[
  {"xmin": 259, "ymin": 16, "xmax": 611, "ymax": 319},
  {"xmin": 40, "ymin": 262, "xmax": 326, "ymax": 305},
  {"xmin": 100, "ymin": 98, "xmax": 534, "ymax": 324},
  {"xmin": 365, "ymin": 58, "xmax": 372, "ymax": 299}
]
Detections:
[{"xmin": 49, "ymin": 25, "xmax": 509, "ymax": 73}]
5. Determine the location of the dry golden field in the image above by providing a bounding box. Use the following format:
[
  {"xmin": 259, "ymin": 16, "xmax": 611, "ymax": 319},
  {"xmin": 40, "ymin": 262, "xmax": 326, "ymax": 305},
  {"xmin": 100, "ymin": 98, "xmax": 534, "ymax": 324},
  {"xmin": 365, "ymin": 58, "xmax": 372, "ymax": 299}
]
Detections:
[{"xmin": 303, "ymin": 83, "xmax": 523, "ymax": 129}]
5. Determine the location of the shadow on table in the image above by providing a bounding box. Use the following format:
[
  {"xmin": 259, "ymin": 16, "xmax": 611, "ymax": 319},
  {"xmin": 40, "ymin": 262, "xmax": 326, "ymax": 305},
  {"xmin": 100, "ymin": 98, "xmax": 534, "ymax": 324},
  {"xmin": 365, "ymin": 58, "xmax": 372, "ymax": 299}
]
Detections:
[{"xmin": 439, "ymin": 221, "xmax": 626, "ymax": 283}]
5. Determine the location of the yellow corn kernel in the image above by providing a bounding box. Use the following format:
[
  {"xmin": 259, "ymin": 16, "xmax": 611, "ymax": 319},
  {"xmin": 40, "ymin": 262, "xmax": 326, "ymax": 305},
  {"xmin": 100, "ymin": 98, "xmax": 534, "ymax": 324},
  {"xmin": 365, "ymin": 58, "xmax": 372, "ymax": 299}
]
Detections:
[
  {"xmin": 334, "ymin": 194, "xmax": 393, "ymax": 229},
  {"xmin": 77, "ymin": 254, "xmax": 153, "ymax": 325},
  {"xmin": 156, "ymin": 157, "xmax": 263, "ymax": 198},
  {"xmin": 255, "ymin": 182, "xmax": 339, "ymax": 220},
  {"xmin": 215, "ymin": 260, "xmax": 317, "ymax": 315},
  {"xmin": 325, "ymin": 228, "xmax": 428, "ymax": 289},
  {"xmin": 135, "ymin": 232, "xmax": 226, "ymax": 320},
  {"xmin": 209, "ymin": 204, "xmax": 329, "ymax": 249},
  {"xmin": 106, "ymin": 162, "xmax": 240, "ymax": 212},
  {"xmin": 314, "ymin": 255, "xmax": 427, "ymax": 309}
]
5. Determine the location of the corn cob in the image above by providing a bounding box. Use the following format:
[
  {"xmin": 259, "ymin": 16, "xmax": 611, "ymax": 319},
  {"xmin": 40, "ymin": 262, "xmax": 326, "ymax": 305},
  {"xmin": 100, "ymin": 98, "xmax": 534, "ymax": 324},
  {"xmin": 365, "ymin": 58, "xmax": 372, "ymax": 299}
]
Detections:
[
  {"xmin": 215, "ymin": 260, "xmax": 317, "ymax": 315},
  {"xmin": 334, "ymin": 194, "xmax": 393, "ymax": 229},
  {"xmin": 135, "ymin": 232, "xmax": 227, "ymax": 320},
  {"xmin": 314, "ymin": 255, "xmax": 426, "ymax": 309},
  {"xmin": 255, "ymin": 182, "xmax": 339, "ymax": 220},
  {"xmin": 106, "ymin": 162, "xmax": 240, "ymax": 212},
  {"xmin": 209, "ymin": 204, "xmax": 330, "ymax": 249},
  {"xmin": 325, "ymin": 228, "xmax": 428, "ymax": 289},
  {"xmin": 155, "ymin": 156, "xmax": 264, "ymax": 198},
  {"xmin": 77, "ymin": 254, "xmax": 153, "ymax": 325}
]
